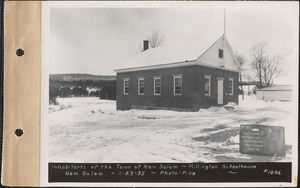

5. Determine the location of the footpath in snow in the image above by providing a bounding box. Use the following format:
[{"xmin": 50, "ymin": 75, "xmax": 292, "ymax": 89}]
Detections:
[{"xmin": 48, "ymin": 96, "xmax": 295, "ymax": 163}]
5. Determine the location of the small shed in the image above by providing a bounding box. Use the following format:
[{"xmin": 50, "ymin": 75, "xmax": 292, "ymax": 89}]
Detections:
[
  {"xmin": 241, "ymin": 85, "xmax": 257, "ymax": 95},
  {"xmin": 256, "ymin": 85, "xmax": 293, "ymax": 101}
]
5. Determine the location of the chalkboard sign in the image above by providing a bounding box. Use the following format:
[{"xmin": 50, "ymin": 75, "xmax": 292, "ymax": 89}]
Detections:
[{"xmin": 240, "ymin": 124, "xmax": 285, "ymax": 157}]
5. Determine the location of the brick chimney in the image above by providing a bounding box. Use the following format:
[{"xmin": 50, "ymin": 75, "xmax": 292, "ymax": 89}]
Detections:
[{"xmin": 143, "ymin": 40, "xmax": 149, "ymax": 51}]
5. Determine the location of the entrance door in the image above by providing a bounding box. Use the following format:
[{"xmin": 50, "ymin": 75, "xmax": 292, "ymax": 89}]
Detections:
[{"xmin": 217, "ymin": 79, "xmax": 224, "ymax": 105}]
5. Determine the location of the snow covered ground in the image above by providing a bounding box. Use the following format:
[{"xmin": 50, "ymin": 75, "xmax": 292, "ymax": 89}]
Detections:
[{"xmin": 49, "ymin": 96, "xmax": 295, "ymax": 163}]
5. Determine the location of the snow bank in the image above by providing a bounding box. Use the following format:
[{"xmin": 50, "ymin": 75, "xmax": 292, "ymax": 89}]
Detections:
[{"xmin": 49, "ymin": 96, "xmax": 295, "ymax": 163}]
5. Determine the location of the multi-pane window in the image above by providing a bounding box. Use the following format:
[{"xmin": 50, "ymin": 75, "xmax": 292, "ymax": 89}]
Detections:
[
  {"xmin": 123, "ymin": 78, "xmax": 129, "ymax": 95},
  {"xmin": 229, "ymin": 78, "xmax": 234, "ymax": 95},
  {"xmin": 218, "ymin": 49, "xmax": 223, "ymax": 59},
  {"xmin": 174, "ymin": 75, "xmax": 182, "ymax": 95},
  {"xmin": 154, "ymin": 77, "xmax": 161, "ymax": 95},
  {"xmin": 204, "ymin": 75, "xmax": 211, "ymax": 96},
  {"xmin": 138, "ymin": 78, "xmax": 145, "ymax": 95}
]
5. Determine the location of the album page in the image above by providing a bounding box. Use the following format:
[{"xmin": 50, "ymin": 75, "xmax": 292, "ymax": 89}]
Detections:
[{"xmin": 2, "ymin": 1, "xmax": 299, "ymax": 187}]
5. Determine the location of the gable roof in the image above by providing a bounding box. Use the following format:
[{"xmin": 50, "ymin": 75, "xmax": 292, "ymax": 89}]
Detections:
[
  {"xmin": 257, "ymin": 85, "xmax": 293, "ymax": 91},
  {"xmin": 115, "ymin": 35, "xmax": 241, "ymax": 73}
]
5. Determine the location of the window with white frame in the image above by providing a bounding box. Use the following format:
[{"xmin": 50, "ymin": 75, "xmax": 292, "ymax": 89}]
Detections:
[
  {"xmin": 174, "ymin": 75, "xmax": 182, "ymax": 95},
  {"xmin": 229, "ymin": 78, "xmax": 234, "ymax": 95},
  {"xmin": 138, "ymin": 78, "xmax": 145, "ymax": 95},
  {"xmin": 154, "ymin": 77, "xmax": 161, "ymax": 95},
  {"xmin": 204, "ymin": 75, "xmax": 211, "ymax": 96},
  {"xmin": 123, "ymin": 78, "xmax": 129, "ymax": 95}
]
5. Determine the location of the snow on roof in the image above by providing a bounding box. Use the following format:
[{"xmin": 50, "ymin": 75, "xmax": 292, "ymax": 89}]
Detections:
[
  {"xmin": 258, "ymin": 85, "xmax": 293, "ymax": 91},
  {"xmin": 242, "ymin": 85, "xmax": 257, "ymax": 91},
  {"xmin": 116, "ymin": 36, "xmax": 220, "ymax": 71}
]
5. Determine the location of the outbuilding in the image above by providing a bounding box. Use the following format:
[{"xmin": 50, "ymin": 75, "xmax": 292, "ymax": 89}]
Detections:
[
  {"xmin": 114, "ymin": 35, "xmax": 241, "ymax": 111},
  {"xmin": 256, "ymin": 85, "xmax": 293, "ymax": 101}
]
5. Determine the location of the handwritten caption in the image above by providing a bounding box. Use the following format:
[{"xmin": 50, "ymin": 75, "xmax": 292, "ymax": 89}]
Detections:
[
  {"xmin": 51, "ymin": 164, "xmax": 221, "ymax": 177},
  {"xmin": 49, "ymin": 163, "xmax": 291, "ymax": 182}
]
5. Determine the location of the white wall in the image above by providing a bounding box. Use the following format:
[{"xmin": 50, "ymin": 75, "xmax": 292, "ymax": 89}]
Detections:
[
  {"xmin": 256, "ymin": 90, "xmax": 292, "ymax": 101},
  {"xmin": 198, "ymin": 37, "xmax": 239, "ymax": 71}
]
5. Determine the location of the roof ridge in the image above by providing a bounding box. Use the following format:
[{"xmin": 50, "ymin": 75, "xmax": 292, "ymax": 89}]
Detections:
[{"xmin": 116, "ymin": 34, "xmax": 240, "ymax": 73}]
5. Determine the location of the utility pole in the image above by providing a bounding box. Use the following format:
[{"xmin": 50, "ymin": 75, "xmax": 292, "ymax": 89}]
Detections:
[
  {"xmin": 248, "ymin": 76, "xmax": 250, "ymax": 95},
  {"xmin": 224, "ymin": 9, "xmax": 226, "ymax": 36},
  {"xmin": 240, "ymin": 73, "xmax": 244, "ymax": 100}
]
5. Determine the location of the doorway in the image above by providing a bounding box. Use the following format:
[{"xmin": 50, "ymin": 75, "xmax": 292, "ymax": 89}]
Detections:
[{"xmin": 217, "ymin": 78, "xmax": 224, "ymax": 105}]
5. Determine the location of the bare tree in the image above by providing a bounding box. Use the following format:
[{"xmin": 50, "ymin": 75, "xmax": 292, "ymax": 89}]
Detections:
[
  {"xmin": 250, "ymin": 42, "xmax": 267, "ymax": 88},
  {"xmin": 137, "ymin": 43, "xmax": 144, "ymax": 53},
  {"xmin": 236, "ymin": 53, "xmax": 247, "ymax": 99},
  {"xmin": 137, "ymin": 30, "xmax": 166, "ymax": 53},
  {"xmin": 250, "ymin": 42, "xmax": 284, "ymax": 88},
  {"xmin": 236, "ymin": 53, "xmax": 247, "ymax": 67},
  {"xmin": 262, "ymin": 55, "xmax": 284, "ymax": 87},
  {"xmin": 147, "ymin": 30, "xmax": 165, "ymax": 48}
]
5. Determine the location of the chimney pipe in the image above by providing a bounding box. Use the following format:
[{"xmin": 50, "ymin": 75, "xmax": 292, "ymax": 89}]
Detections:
[{"xmin": 143, "ymin": 40, "xmax": 149, "ymax": 51}]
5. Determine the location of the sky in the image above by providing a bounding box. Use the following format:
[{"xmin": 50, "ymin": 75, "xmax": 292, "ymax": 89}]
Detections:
[{"xmin": 48, "ymin": 2, "xmax": 298, "ymax": 84}]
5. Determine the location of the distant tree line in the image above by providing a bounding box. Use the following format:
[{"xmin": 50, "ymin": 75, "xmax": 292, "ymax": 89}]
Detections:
[
  {"xmin": 99, "ymin": 85, "xmax": 116, "ymax": 100},
  {"xmin": 49, "ymin": 80, "xmax": 116, "ymax": 105},
  {"xmin": 50, "ymin": 86, "xmax": 89, "ymax": 98},
  {"xmin": 50, "ymin": 80, "xmax": 115, "ymax": 88}
]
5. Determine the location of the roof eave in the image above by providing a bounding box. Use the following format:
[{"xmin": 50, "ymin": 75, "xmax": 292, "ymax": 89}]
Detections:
[
  {"xmin": 115, "ymin": 60, "xmax": 240, "ymax": 73},
  {"xmin": 115, "ymin": 61, "xmax": 197, "ymax": 73}
]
